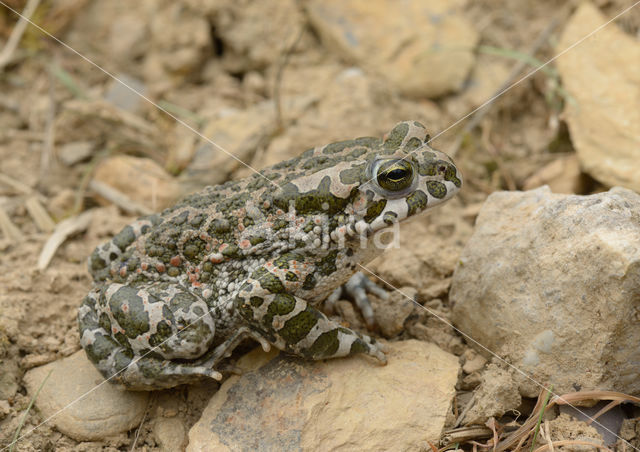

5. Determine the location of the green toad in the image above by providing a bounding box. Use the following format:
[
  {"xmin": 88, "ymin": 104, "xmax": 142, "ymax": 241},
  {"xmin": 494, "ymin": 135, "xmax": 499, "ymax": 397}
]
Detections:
[{"xmin": 78, "ymin": 121, "xmax": 462, "ymax": 390}]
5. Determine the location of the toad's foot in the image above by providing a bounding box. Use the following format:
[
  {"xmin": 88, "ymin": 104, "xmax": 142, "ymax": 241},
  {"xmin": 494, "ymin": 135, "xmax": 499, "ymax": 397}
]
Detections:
[{"xmin": 325, "ymin": 271, "xmax": 390, "ymax": 330}]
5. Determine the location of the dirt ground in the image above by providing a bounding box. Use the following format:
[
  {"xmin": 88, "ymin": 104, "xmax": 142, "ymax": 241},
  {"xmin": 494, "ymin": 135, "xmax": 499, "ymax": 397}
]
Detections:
[{"xmin": 0, "ymin": 0, "xmax": 639, "ymax": 450}]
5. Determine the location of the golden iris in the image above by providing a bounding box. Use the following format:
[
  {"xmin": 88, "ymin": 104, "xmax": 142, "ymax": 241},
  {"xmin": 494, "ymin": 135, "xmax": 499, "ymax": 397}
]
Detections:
[{"xmin": 376, "ymin": 159, "xmax": 414, "ymax": 192}]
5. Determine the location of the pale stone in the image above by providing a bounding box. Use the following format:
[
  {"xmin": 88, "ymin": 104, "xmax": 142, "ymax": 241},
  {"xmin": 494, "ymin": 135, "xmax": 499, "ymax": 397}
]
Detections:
[
  {"xmin": 305, "ymin": 0, "xmax": 478, "ymax": 98},
  {"xmin": 370, "ymin": 200, "xmax": 471, "ymax": 302},
  {"xmin": 92, "ymin": 155, "xmax": 181, "ymax": 211},
  {"xmin": 154, "ymin": 417, "xmax": 187, "ymax": 452},
  {"xmin": 23, "ymin": 350, "xmax": 149, "ymax": 441},
  {"xmin": 556, "ymin": 3, "xmax": 640, "ymax": 192},
  {"xmin": 178, "ymin": 103, "xmax": 278, "ymax": 192},
  {"xmin": 523, "ymin": 154, "xmax": 589, "ymax": 194},
  {"xmin": 188, "ymin": 340, "xmax": 459, "ymax": 451},
  {"xmin": 460, "ymin": 365, "xmax": 520, "ymax": 425},
  {"xmin": 451, "ymin": 186, "xmax": 640, "ymax": 396}
]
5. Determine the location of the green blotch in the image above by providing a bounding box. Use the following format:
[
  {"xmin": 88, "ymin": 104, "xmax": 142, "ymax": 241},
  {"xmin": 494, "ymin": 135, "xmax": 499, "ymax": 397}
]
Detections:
[
  {"xmin": 250, "ymin": 296, "xmax": 264, "ymax": 307},
  {"xmin": 273, "ymin": 255, "xmax": 290, "ymax": 269},
  {"xmin": 254, "ymin": 267, "xmax": 285, "ymax": 294},
  {"xmin": 285, "ymin": 272, "xmax": 298, "ymax": 282},
  {"xmin": 268, "ymin": 293, "xmax": 296, "ymax": 316},
  {"xmin": 112, "ymin": 226, "xmax": 136, "ymax": 251},
  {"xmin": 274, "ymin": 176, "xmax": 354, "ymax": 216},
  {"xmin": 207, "ymin": 219, "xmax": 231, "ymax": 237},
  {"xmin": 317, "ymin": 250, "xmax": 339, "ymax": 276},
  {"xmin": 307, "ymin": 329, "xmax": 340, "ymax": 358},
  {"xmin": 98, "ymin": 312, "xmax": 111, "ymax": 333},
  {"xmin": 249, "ymin": 235, "xmax": 266, "ymax": 246},
  {"xmin": 222, "ymin": 245, "xmax": 241, "ymax": 258},
  {"xmin": 278, "ymin": 308, "xmax": 320, "ymax": 345},
  {"xmin": 170, "ymin": 291, "xmax": 197, "ymax": 311},
  {"xmin": 112, "ymin": 348, "xmax": 134, "ymax": 372},
  {"xmin": 85, "ymin": 333, "xmax": 119, "ymax": 363},
  {"xmin": 167, "ymin": 267, "xmax": 181, "ymax": 277},
  {"xmin": 189, "ymin": 214, "xmax": 206, "ymax": 228},
  {"xmin": 272, "ymin": 218, "xmax": 288, "ymax": 231},
  {"xmin": 339, "ymin": 163, "xmax": 366, "ymax": 185},
  {"xmin": 445, "ymin": 164, "xmax": 462, "ymax": 188},
  {"xmin": 108, "ymin": 286, "xmax": 150, "ymax": 339},
  {"xmin": 149, "ymin": 320, "xmax": 172, "ymax": 347},
  {"xmin": 406, "ymin": 190, "xmax": 428, "ymax": 215},
  {"xmin": 383, "ymin": 122, "xmax": 409, "ymax": 150},
  {"xmin": 364, "ymin": 199, "xmax": 387, "ymax": 223},
  {"xmin": 405, "ymin": 137, "xmax": 423, "ymax": 152},
  {"xmin": 89, "ymin": 250, "xmax": 107, "ymax": 271},
  {"xmin": 322, "ymin": 139, "xmax": 355, "ymax": 155},
  {"xmin": 302, "ymin": 273, "xmax": 317, "ymax": 290},
  {"xmin": 383, "ymin": 211, "xmax": 397, "ymax": 225},
  {"xmin": 184, "ymin": 237, "xmax": 207, "ymax": 262},
  {"xmin": 426, "ymin": 181, "xmax": 447, "ymax": 199},
  {"xmin": 350, "ymin": 338, "xmax": 370, "ymax": 355}
]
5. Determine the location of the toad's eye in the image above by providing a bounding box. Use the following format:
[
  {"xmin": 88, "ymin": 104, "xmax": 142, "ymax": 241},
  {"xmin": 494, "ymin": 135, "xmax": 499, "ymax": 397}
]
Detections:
[{"xmin": 376, "ymin": 159, "xmax": 414, "ymax": 192}]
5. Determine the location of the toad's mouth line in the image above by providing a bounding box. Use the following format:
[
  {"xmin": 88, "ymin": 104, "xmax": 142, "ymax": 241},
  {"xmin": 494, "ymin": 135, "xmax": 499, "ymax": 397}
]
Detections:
[{"xmin": 1, "ymin": 0, "xmax": 639, "ymax": 450}]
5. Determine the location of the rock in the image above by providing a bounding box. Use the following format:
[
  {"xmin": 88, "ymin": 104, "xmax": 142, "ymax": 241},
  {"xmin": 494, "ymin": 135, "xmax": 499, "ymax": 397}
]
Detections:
[
  {"xmin": 0, "ymin": 399, "xmax": 9, "ymax": 419},
  {"xmin": 0, "ymin": 358, "xmax": 20, "ymax": 400},
  {"xmin": 58, "ymin": 141, "xmax": 94, "ymax": 166},
  {"xmin": 188, "ymin": 340, "xmax": 459, "ymax": 451},
  {"xmin": 547, "ymin": 413, "xmax": 604, "ymax": 449},
  {"xmin": 371, "ymin": 287, "xmax": 416, "ymax": 338},
  {"xmin": 461, "ymin": 351, "xmax": 487, "ymax": 375},
  {"xmin": 143, "ymin": 2, "xmax": 211, "ymax": 86},
  {"xmin": 92, "ymin": 155, "xmax": 181, "ymax": 211},
  {"xmin": 193, "ymin": 0, "xmax": 309, "ymax": 71},
  {"xmin": 178, "ymin": 103, "xmax": 279, "ymax": 193},
  {"xmin": 154, "ymin": 417, "xmax": 188, "ymax": 452},
  {"xmin": 23, "ymin": 350, "xmax": 149, "ymax": 441},
  {"xmin": 104, "ymin": 74, "xmax": 146, "ymax": 114},
  {"xmin": 559, "ymin": 401, "xmax": 626, "ymax": 446},
  {"xmin": 460, "ymin": 364, "xmax": 520, "ymax": 425},
  {"xmin": 305, "ymin": 0, "xmax": 478, "ymax": 98},
  {"xmin": 523, "ymin": 154, "xmax": 589, "ymax": 194},
  {"xmin": 370, "ymin": 200, "xmax": 470, "ymax": 302},
  {"xmin": 556, "ymin": 3, "xmax": 640, "ymax": 192},
  {"xmin": 450, "ymin": 186, "xmax": 640, "ymax": 396}
]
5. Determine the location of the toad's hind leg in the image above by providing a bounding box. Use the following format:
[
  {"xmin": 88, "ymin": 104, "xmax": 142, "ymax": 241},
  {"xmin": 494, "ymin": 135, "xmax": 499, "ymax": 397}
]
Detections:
[
  {"xmin": 78, "ymin": 285, "xmax": 222, "ymax": 390},
  {"xmin": 234, "ymin": 264, "xmax": 386, "ymax": 363}
]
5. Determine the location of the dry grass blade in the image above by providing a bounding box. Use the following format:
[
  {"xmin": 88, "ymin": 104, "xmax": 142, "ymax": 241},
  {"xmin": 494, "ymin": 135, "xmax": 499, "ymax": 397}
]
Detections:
[
  {"xmin": 441, "ymin": 426, "xmax": 495, "ymax": 448},
  {"xmin": 88, "ymin": 180, "xmax": 153, "ymax": 216},
  {"xmin": 8, "ymin": 369, "xmax": 52, "ymax": 452},
  {"xmin": 25, "ymin": 196, "xmax": 55, "ymax": 232},
  {"xmin": 0, "ymin": 0, "xmax": 40, "ymax": 71},
  {"xmin": 496, "ymin": 389, "xmax": 640, "ymax": 452},
  {"xmin": 37, "ymin": 209, "xmax": 92, "ymax": 270},
  {"xmin": 0, "ymin": 205, "xmax": 24, "ymax": 241}
]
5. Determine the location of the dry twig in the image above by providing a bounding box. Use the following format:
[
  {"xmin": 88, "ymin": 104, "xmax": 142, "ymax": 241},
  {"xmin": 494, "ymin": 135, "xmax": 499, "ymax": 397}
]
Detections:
[{"xmin": 0, "ymin": 0, "xmax": 41, "ymax": 71}]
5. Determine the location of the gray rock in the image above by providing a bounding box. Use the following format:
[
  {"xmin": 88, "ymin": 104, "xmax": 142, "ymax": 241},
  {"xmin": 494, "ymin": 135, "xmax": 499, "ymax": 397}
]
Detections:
[
  {"xmin": 58, "ymin": 141, "xmax": 94, "ymax": 166},
  {"xmin": 305, "ymin": 0, "xmax": 478, "ymax": 98},
  {"xmin": 451, "ymin": 186, "xmax": 640, "ymax": 396},
  {"xmin": 188, "ymin": 340, "xmax": 459, "ymax": 451},
  {"xmin": 23, "ymin": 350, "xmax": 149, "ymax": 441},
  {"xmin": 556, "ymin": 3, "xmax": 640, "ymax": 193},
  {"xmin": 105, "ymin": 74, "xmax": 146, "ymax": 114}
]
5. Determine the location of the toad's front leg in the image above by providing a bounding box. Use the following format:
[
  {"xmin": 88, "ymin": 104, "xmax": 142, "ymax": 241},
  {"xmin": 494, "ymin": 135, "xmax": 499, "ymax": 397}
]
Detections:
[{"xmin": 233, "ymin": 254, "xmax": 386, "ymax": 363}]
